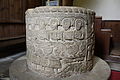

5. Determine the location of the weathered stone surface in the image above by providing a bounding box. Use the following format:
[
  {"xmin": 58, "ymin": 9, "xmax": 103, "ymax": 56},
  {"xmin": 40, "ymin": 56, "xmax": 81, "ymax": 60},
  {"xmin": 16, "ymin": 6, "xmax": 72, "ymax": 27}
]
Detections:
[
  {"xmin": 25, "ymin": 6, "xmax": 96, "ymax": 78},
  {"xmin": 63, "ymin": 31, "xmax": 74, "ymax": 41},
  {"xmin": 9, "ymin": 56, "xmax": 111, "ymax": 80}
]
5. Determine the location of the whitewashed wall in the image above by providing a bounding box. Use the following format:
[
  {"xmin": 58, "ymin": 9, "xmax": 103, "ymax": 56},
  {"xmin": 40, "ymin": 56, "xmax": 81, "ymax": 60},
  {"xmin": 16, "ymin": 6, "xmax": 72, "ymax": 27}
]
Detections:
[{"xmin": 74, "ymin": 0, "xmax": 120, "ymax": 20}]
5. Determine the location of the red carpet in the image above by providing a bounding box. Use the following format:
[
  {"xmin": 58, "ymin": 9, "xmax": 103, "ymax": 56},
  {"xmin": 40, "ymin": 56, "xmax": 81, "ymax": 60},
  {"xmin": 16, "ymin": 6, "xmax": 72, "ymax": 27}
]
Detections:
[{"xmin": 109, "ymin": 70, "xmax": 120, "ymax": 80}]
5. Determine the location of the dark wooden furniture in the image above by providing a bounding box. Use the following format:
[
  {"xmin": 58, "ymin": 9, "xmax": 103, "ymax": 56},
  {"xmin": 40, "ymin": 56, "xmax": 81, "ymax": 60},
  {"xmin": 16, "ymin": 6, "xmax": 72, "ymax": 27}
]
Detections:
[
  {"xmin": 62, "ymin": 0, "xmax": 73, "ymax": 6},
  {"xmin": 0, "ymin": 0, "xmax": 42, "ymax": 57},
  {"xmin": 94, "ymin": 17, "xmax": 111, "ymax": 58},
  {"xmin": 95, "ymin": 17, "xmax": 120, "ymax": 62}
]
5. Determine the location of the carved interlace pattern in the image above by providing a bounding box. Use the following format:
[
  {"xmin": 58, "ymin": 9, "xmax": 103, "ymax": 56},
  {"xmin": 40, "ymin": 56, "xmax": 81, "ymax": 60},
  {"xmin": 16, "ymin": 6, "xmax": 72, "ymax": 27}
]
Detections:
[{"xmin": 26, "ymin": 6, "xmax": 95, "ymax": 78}]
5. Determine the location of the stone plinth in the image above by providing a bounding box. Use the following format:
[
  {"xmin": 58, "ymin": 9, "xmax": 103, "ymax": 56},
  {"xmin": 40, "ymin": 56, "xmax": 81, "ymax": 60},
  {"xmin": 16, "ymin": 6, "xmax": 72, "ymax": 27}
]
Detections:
[{"xmin": 9, "ymin": 56, "xmax": 111, "ymax": 80}]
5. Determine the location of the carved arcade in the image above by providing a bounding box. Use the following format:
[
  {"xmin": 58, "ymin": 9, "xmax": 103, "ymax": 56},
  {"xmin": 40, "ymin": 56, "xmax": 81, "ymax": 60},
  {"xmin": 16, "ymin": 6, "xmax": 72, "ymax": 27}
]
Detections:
[{"xmin": 26, "ymin": 6, "xmax": 95, "ymax": 78}]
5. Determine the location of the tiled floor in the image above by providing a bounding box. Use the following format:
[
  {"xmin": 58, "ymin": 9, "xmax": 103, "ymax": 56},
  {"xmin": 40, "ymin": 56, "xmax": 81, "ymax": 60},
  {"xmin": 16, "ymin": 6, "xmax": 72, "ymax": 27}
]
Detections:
[
  {"xmin": 0, "ymin": 52, "xmax": 25, "ymax": 80},
  {"xmin": 109, "ymin": 62, "xmax": 120, "ymax": 71}
]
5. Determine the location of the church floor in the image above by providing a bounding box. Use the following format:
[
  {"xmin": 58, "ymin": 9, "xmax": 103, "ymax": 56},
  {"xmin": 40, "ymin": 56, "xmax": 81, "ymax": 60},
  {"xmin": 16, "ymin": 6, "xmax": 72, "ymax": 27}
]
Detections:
[
  {"xmin": 0, "ymin": 52, "xmax": 25, "ymax": 80},
  {"xmin": 1, "ymin": 71, "xmax": 120, "ymax": 80}
]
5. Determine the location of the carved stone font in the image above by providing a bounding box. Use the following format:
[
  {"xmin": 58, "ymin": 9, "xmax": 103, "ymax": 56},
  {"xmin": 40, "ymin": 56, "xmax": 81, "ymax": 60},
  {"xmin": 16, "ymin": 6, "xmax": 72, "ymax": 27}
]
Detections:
[{"xmin": 26, "ymin": 6, "xmax": 95, "ymax": 78}]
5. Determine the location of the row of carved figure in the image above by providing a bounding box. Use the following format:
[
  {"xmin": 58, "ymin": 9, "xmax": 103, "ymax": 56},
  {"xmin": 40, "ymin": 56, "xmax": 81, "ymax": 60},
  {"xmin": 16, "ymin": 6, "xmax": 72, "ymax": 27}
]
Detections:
[
  {"xmin": 27, "ymin": 29, "xmax": 86, "ymax": 42},
  {"xmin": 26, "ymin": 18, "xmax": 87, "ymax": 31}
]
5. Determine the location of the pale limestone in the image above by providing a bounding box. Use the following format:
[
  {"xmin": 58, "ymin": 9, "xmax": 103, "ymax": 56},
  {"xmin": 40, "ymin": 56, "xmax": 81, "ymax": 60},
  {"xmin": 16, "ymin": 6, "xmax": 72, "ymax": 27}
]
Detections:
[
  {"xmin": 25, "ymin": 6, "xmax": 95, "ymax": 78},
  {"xmin": 10, "ymin": 6, "xmax": 110, "ymax": 80}
]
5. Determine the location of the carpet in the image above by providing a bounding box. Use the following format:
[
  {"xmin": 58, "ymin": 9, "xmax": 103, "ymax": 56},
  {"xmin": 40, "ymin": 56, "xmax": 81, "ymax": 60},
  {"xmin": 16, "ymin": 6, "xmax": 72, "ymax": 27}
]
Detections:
[{"xmin": 109, "ymin": 70, "xmax": 120, "ymax": 80}]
